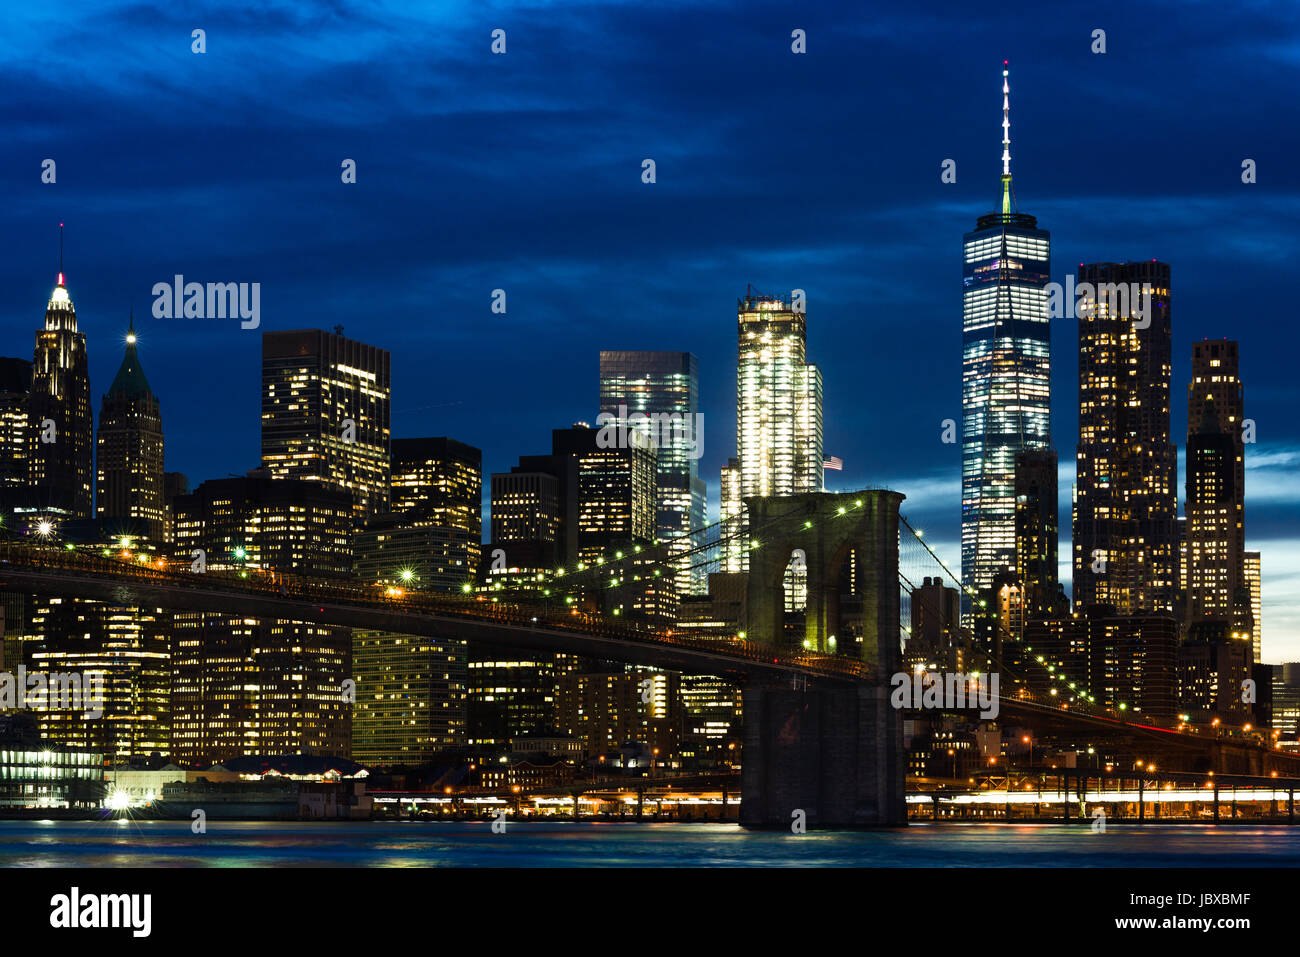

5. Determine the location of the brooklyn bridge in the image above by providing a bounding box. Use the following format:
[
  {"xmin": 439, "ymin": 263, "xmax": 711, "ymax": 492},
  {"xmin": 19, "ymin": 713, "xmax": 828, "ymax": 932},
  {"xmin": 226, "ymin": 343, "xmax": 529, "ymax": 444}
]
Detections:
[{"xmin": 3, "ymin": 489, "xmax": 1296, "ymax": 828}]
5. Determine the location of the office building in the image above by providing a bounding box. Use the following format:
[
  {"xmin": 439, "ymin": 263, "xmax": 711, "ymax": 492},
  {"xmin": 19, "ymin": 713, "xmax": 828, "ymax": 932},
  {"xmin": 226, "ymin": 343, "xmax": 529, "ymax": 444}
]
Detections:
[
  {"xmin": 599, "ymin": 351, "xmax": 707, "ymax": 595},
  {"xmin": 354, "ymin": 517, "xmax": 478, "ymax": 592},
  {"xmin": 96, "ymin": 318, "xmax": 165, "ymax": 543},
  {"xmin": 465, "ymin": 657, "xmax": 557, "ymax": 749},
  {"xmin": 1185, "ymin": 340, "xmax": 1249, "ymax": 637},
  {"xmin": 554, "ymin": 424, "xmax": 656, "ymax": 566},
  {"xmin": 1072, "ymin": 261, "xmax": 1176, "ymax": 615},
  {"xmin": 1270, "ymin": 663, "xmax": 1300, "ymax": 746},
  {"xmin": 0, "ymin": 358, "xmax": 31, "ymax": 512},
  {"xmin": 1244, "ymin": 551, "xmax": 1261, "ymax": 664},
  {"xmin": 351, "ymin": 630, "xmax": 467, "ymax": 766},
  {"xmin": 390, "ymin": 437, "xmax": 481, "ymax": 535},
  {"xmin": 718, "ymin": 457, "xmax": 743, "ymax": 573},
  {"xmin": 1177, "ymin": 622, "xmax": 1253, "ymax": 724},
  {"xmin": 724, "ymin": 289, "xmax": 823, "ymax": 574},
  {"xmin": 0, "ymin": 715, "xmax": 103, "ymax": 809},
  {"xmin": 26, "ymin": 595, "xmax": 170, "ymax": 762},
  {"xmin": 906, "ymin": 576, "xmax": 965, "ymax": 673},
  {"xmin": 169, "ymin": 473, "xmax": 354, "ymax": 766},
  {"xmin": 261, "ymin": 329, "xmax": 391, "ymax": 519},
  {"xmin": 27, "ymin": 267, "xmax": 93, "ymax": 519},
  {"xmin": 1026, "ymin": 611, "xmax": 1177, "ymax": 719},
  {"xmin": 961, "ymin": 65, "xmax": 1051, "ymax": 618},
  {"xmin": 556, "ymin": 668, "xmax": 682, "ymax": 762}
]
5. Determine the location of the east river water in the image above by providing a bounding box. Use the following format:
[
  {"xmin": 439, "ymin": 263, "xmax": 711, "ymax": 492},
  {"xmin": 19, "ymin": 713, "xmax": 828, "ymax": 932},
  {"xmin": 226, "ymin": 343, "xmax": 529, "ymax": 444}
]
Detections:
[{"xmin": 2, "ymin": 820, "xmax": 1299, "ymax": 867}]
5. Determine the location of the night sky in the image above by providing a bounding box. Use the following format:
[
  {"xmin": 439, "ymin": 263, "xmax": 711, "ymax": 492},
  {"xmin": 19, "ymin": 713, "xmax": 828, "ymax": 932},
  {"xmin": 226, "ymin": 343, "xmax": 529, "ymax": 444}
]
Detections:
[{"xmin": 3, "ymin": 1, "xmax": 1298, "ymax": 656}]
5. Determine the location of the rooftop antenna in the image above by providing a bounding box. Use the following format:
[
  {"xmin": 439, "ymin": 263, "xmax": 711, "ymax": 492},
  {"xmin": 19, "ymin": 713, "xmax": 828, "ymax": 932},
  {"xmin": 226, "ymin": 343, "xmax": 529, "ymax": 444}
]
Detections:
[
  {"xmin": 58, "ymin": 222, "xmax": 65, "ymax": 286},
  {"xmin": 1001, "ymin": 62, "xmax": 1014, "ymax": 216}
]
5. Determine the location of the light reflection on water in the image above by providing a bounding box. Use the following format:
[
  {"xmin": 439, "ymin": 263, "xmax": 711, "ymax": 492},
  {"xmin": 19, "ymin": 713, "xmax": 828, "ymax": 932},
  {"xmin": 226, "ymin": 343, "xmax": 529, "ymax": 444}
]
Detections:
[{"xmin": 1, "ymin": 820, "xmax": 1298, "ymax": 867}]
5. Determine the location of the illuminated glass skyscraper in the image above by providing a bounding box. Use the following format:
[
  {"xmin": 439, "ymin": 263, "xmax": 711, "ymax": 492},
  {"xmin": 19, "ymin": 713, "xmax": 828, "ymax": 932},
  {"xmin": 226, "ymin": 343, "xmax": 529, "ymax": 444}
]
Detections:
[
  {"xmin": 723, "ymin": 289, "xmax": 822, "ymax": 573},
  {"xmin": 598, "ymin": 351, "xmax": 706, "ymax": 595},
  {"xmin": 961, "ymin": 64, "xmax": 1051, "ymax": 619}
]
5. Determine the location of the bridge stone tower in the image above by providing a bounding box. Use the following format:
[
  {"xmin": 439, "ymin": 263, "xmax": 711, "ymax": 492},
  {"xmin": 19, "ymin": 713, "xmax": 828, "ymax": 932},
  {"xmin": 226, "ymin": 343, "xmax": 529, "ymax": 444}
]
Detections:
[{"xmin": 740, "ymin": 489, "xmax": 908, "ymax": 829}]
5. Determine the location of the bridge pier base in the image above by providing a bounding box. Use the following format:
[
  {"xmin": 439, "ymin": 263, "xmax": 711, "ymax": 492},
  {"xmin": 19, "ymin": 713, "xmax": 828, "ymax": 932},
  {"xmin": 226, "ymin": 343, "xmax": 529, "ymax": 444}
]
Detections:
[{"xmin": 740, "ymin": 682, "xmax": 906, "ymax": 829}]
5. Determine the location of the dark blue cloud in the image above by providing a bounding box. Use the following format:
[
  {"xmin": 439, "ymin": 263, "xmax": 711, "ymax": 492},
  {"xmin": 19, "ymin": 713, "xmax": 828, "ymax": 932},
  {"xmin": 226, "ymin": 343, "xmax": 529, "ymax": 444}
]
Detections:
[{"xmin": 2, "ymin": 0, "xmax": 1298, "ymax": 650}]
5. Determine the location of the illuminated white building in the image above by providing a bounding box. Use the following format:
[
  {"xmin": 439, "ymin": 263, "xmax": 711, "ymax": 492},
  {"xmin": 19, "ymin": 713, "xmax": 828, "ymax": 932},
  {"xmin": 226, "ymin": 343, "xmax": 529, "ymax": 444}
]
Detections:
[
  {"xmin": 961, "ymin": 63, "xmax": 1051, "ymax": 620},
  {"xmin": 720, "ymin": 290, "xmax": 822, "ymax": 574}
]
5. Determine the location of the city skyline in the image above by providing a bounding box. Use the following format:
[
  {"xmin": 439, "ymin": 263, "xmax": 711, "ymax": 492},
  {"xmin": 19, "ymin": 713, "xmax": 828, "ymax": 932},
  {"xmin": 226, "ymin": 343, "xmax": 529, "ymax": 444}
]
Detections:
[{"xmin": 2, "ymin": 0, "xmax": 1298, "ymax": 663}]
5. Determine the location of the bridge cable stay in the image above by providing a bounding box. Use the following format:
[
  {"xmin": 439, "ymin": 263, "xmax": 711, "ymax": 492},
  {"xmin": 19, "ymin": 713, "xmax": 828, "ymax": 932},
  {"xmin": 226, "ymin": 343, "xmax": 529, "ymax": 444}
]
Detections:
[{"xmin": 897, "ymin": 514, "xmax": 1125, "ymax": 723}]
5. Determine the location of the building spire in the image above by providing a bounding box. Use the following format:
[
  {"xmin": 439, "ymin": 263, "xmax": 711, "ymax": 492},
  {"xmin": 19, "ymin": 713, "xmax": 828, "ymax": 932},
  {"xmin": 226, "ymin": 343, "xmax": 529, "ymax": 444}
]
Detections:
[
  {"xmin": 57, "ymin": 221, "xmax": 65, "ymax": 286},
  {"xmin": 1001, "ymin": 61, "xmax": 1012, "ymax": 216}
]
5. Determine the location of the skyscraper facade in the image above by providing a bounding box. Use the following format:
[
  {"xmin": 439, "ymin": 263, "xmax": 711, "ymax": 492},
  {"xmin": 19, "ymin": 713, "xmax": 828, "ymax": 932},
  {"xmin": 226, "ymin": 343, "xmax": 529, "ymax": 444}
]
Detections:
[
  {"xmin": 725, "ymin": 290, "xmax": 822, "ymax": 573},
  {"xmin": 351, "ymin": 437, "xmax": 480, "ymax": 764},
  {"xmin": 0, "ymin": 358, "xmax": 32, "ymax": 512},
  {"xmin": 390, "ymin": 437, "xmax": 481, "ymax": 536},
  {"xmin": 961, "ymin": 66, "xmax": 1051, "ymax": 618},
  {"xmin": 718, "ymin": 457, "xmax": 742, "ymax": 573},
  {"xmin": 1011, "ymin": 448, "xmax": 1062, "ymax": 631},
  {"xmin": 170, "ymin": 474, "xmax": 354, "ymax": 766},
  {"xmin": 261, "ymin": 329, "xmax": 391, "ymax": 519},
  {"xmin": 27, "ymin": 596, "xmax": 169, "ymax": 762},
  {"xmin": 553, "ymin": 425, "xmax": 656, "ymax": 567},
  {"xmin": 96, "ymin": 319, "xmax": 165, "ymax": 542},
  {"xmin": 351, "ymin": 630, "xmax": 467, "ymax": 765},
  {"xmin": 489, "ymin": 469, "xmax": 562, "ymax": 565},
  {"xmin": 27, "ymin": 271, "xmax": 93, "ymax": 520},
  {"xmin": 598, "ymin": 351, "xmax": 707, "ymax": 596},
  {"xmin": 1185, "ymin": 340, "xmax": 1249, "ymax": 635},
  {"xmin": 1072, "ymin": 261, "xmax": 1176, "ymax": 616},
  {"xmin": 1244, "ymin": 550, "xmax": 1262, "ymax": 663},
  {"xmin": 354, "ymin": 518, "xmax": 478, "ymax": 591}
]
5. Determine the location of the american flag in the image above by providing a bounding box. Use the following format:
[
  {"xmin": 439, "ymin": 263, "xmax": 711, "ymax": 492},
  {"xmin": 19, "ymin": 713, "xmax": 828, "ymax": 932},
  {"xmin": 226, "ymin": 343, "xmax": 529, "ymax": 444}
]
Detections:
[{"xmin": 823, "ymin": 456, "xmax": 843, "ymax": 471}]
